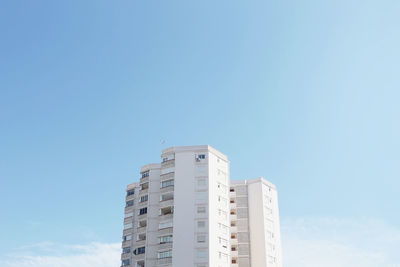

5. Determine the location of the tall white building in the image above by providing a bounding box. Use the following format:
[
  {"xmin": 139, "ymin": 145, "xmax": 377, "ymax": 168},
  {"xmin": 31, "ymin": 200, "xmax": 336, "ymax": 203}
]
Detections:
[{"xmin": 120, "ymin": 145, "xmax": 282, "ymax": 267}]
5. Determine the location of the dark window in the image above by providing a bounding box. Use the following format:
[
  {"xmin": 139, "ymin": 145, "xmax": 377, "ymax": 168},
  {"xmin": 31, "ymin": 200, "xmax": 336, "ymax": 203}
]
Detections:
[
  {"xmin": 141, "ymin": 171, "xmax": 149, "ymax": 178},
  {"xmin": 139, "ymin": 208, "xmax": 147, "ymax": 215},
  {"xmin": 127, "ymin": 189, "xmax": 134, "ymax": 196},
  {"xmin": 122, "ymin": 247, "xmax": 131, "ymax": 254},
  {"xmin": 134, "ymin": 246, "xmax": 145, "ymax": 255},
  {"xmin": 140, "ymin": 195, "xmax": 148, "ymax": 202},
  {"xmin": 121, "ymin": 259, "xmax": 130, "ymax": 266},
  {"xmin": 126, "ymin": 200, "xmax": 134, "ymax": 207},
  {"xmin": 198, "ymin": 154, "xmax": 206, "ymax": 159}
]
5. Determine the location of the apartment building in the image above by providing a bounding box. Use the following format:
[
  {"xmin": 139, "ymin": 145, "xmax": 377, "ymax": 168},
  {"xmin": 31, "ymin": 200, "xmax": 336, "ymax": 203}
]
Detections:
[
  {"xmin": 120, "ymin": 145, "xmax": 282, "ymax": 267},
  {"xmin": 230, "ymin": 179, "xmax": 282, "ymax": 267}
]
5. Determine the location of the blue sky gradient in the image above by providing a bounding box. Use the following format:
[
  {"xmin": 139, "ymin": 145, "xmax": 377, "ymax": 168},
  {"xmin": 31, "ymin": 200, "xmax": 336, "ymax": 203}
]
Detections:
[{"xmin": 1, "ymin": 0, "xmax": 399, "ymax": 264}]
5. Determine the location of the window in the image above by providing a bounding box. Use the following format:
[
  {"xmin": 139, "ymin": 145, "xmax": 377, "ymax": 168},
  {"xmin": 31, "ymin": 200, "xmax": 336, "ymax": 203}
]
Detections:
[
  {"xmin": 197, "ymin": 178, "xmax": 206, "ymax": 186},
  {"xmin": 140, "ymin": 182, "xmax": 149, "ymax": 190},
  {"xmin": 162, "ymin": 157, "xmax": 168, "ymax": 162},
  {"xmin": 121, "ymin": 259, "xmax": 130, "ymax": 266},
  {"xmin": 159, "ymin": 221, "xmax": 173, "ymax": 229},
  {"xmin": 161, "ymin": 179, "xmax": 174, "ymax": 188},
  {"xmin": 139, "ymin": 220, "xmax": 147, "ymax": 227},
  {"xmin": 126, "ymin": 200, "xmax": 134, "ymax": 207},
  {"xmin": 160, "ymin": 206, "xmax": 173, "ymax": 215},
  {"xmin": 197, "ymin": 235, "xmax": 206, "ymax": 243},
  {"xmin": 218, "ymin": 196, "xmax": 227, "ymax": 206},
  {"xmin": 197, "ymin": 207, "xmax": 206, "ymax": 214},
  {"xmin": 197, "ymin": 221, "xmax": 206, "ymax": 228},
  {"xmin": 141, "ymin": 170, "xmax": 149, "ymax": 178},
  {"xmin": 160, "ymin": 235, "xmax": 173, "ymax": 244},
  {"xmin": 140, "ymin": 195, "xmax": 148, "ymax": 202},
  {"xmin": 218, "ymin": 209, "xmax": 227, "ymax": 219},
  {"xmin": 127, "ymin": 189, "xmax": 134, "ymax": 196},
  {"xmin": 219, "ymin": 252, "xmax": 228, "ymax": 263},
  {"xmin": 198, "ymin": 154, "xmax": 206, "ymax": 159},
  {"xmin": 219, "ymin": 223, "xmax": 228, "ymax": 234},
  {"xmin": 137, "ymin": 233, "xmax": 146, "ymax": 241},
  {"xmin": 122, "ymin": 235, "xmax": 132, "ymax": 241},
  {"xmin": 137, "ymin": 261, "xmax": 145, "ymax": 267},
  {"xmin": 134, "ymin": 247, "xmax": 145, "ymax": 255},
  {"xmin": 158, "ymin": 250, "xmax": 172, "ymax": 259},
  {"xmin": 219, "ymin": 237, "xmax": 228, "ymax": 248},
  {"xmin": 139, "ymin": 207, "xmax": 147, "ymax": 215},
  {"xmin": 197, "ymin": 250, "xmax": 206, "ymax": 258},
  {"xmin": 122, "ymin": 247, "xmax": 131, "ymax": 254},
  {"xmin": 196, "ymin": 192, "xmax": 207, "ymax": 201}
]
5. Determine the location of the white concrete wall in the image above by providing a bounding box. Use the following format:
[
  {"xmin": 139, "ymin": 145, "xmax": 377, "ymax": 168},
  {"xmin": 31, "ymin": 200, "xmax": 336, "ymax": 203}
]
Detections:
[
  {"xmin": 248, "ymin": 180, "xmax": 268, "ymax": 267},
  {"xmin": 247, "ymin": 178, "xmax": 283, "ymax": 267},
  {"xmin": 172, "ymin": 150, "xmax": 196, "ymax": 266},
  {"xmin": 208, "ymin": 151, "xmax": 230, "ymax": 267},
  {"xmin": 144, "ymin": 164, "xmax": 161, "ymax": 266}
]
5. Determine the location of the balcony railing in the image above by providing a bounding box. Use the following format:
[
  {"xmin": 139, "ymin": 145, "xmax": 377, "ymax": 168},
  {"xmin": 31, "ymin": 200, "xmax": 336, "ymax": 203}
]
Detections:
[
  {"xmin": 158, "ymin": 226, "xmax": 173, "ymax": 236},
  {"xmin": 160, "ymin": 172, "xmax": 174, "ymax": 180},
  {"xmin": 157, "ymin": 257, "xmax": 172, "ymax": 265},
  {"xmin": 160, "ymin": 185, "xmax": 174, "ymax": 194},
  {"xmin": 161, "ymin": 159, "xmax": 175, "ymax": 168}
]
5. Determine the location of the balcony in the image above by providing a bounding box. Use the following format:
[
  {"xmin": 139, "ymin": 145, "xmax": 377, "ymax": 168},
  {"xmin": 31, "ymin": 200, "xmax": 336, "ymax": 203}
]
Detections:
[
  {"xmin": 121, "ymin": 240, "xmax": 130, "ymax": 247},
  {"xmin": 139, "ymin": 182, "xmax": 149, "ymax": 194},
  {"xmin": 126, "ymin": 193, "xmax": 135, "ymax": 201},
  {"xmin": 158, "ymin": 242, "xmax": 173, "ymax": 250},
  {"xmin": 160, "ymin": 199, "xmax": 174, "ymax": 208},
  {"xmin": 160, "ymin": 185, "xmax": 174, "ymax": 194},
  {"xmin": 230, "ymin": 202, "xmax": 237, "ymax": 209},
  {"xmin": 121, "ymin": 253, "xmax": 130, "ymax": 260},
  {"xmin": 161, "ymin": 159, "xmax": 175, "ymax": 168},
  {"xmin": 231, "ymin": 250, "xmax": 238, "ymax": 258},
  {"xmin": 133, "ymin": 253, "xmax": 145, "ymax": 261},
  {"xmin": 137, "ymin": 226, "xmax": 146, "ymax": 233},
  {"xmin": 157, "ymin": 257, "xmax": 172, "ymax": 265},
  {"xmin": 230, "ymin": 214, "xmax": 237, "ymax": 221},
  {"xmin": 231, "ymin": 236, "xmax": 238, "ymax": 245},
  {"xmin": 231, "ymin": 226, "xmax": 238, "ymax": 233},
  {"xmin": 140, "ymin": 176, "xmax": 149, "ymax": 183},
  {"xmin": 135, "ymin": 239, "xmax": 146, "ymax": 247},
  {"xmin": 160, "ymin": 172, "xmax": 174, "ymax": 180},
  {"xmin": 158, "ymin": 226, "xmax": 173, "ymax": 236},
  {"xmin": 124, "ymin": 206, "xmax": 134, "ymax": 214},
  {"xmin": 159, "ymin": 213, "xmax": 173, "ymax": 221},
  {"xmin": 123, "ymin": 228, "xmax": 133, "ymax": 236}
]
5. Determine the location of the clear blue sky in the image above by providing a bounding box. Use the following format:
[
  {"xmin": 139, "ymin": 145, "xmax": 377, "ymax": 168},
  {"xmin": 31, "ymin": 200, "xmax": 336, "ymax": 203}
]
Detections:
[{"xmin": 0, "ymin": 0, "xmax": 399, "ymax": 265}]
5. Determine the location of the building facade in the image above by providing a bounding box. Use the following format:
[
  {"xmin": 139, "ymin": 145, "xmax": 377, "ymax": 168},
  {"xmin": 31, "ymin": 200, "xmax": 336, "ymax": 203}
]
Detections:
[{"xmin": 120, "ymin": 145, "xmax": 282, "ymax": 267}]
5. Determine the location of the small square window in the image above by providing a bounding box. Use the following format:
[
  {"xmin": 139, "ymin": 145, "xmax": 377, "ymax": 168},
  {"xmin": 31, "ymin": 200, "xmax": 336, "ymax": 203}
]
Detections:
[
  {"xmin": 197, "ymin": 235, "xmax": 206, "ymax": 243},
  {"xmin": 197, "ymin": 178, "xmax": 206, "ymax": 186},
  {"xmin": 197, "ymin": 207, "xmax": 206, "ymax": 213}
]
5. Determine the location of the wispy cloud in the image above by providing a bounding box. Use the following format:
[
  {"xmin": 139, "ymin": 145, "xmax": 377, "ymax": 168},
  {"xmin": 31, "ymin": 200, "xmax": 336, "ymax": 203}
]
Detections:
[
  {"xmin": 281, "ymin": 217, "xmax": 400, "ymax": 267},
  {"xmin": 0, "ymin": 242, "xmax": 120, "ymax": 267}
]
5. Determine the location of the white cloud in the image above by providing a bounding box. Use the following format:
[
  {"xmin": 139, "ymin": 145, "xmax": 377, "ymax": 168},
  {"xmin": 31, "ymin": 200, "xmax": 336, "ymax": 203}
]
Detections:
[
  {"xmin": 0, "ymin": 242, "xmax": 120, "ymax": 267},
  {"xmin": 1, "ymin": 217, "xmax": 399, "ymax": 267},
  {"xmin": 281, "ymin": 217, "xmax": 400, "ymax": 267}
]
